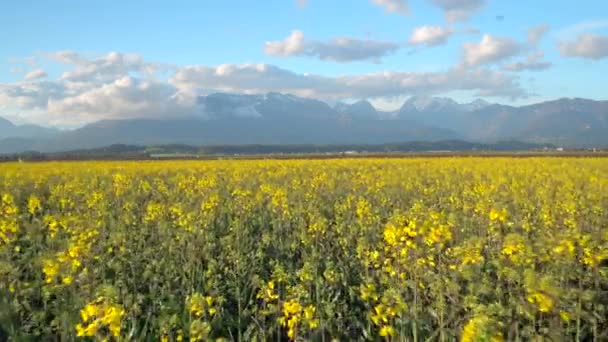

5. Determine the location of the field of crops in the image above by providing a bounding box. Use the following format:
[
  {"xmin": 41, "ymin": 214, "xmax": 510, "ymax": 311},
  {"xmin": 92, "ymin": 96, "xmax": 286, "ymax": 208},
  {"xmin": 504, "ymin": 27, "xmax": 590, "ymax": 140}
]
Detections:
[{"xmin": 0, "ymin": 158, "xmax": 607, "ymax": 341}]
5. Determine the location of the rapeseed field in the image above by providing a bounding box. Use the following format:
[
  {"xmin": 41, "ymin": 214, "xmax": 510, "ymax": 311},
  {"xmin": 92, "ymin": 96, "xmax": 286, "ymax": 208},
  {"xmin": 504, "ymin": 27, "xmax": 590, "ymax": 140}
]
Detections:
[{"xmin": 0, "ymin": 158, "xmax": 606, "ymax": 341}]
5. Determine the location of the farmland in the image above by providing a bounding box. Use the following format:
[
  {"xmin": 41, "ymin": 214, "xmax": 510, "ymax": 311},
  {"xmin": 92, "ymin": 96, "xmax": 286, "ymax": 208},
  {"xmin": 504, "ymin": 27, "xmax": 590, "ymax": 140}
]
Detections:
[{"xmin": 0, "ymin": 158, "xmax": 607, "ymax": 341}]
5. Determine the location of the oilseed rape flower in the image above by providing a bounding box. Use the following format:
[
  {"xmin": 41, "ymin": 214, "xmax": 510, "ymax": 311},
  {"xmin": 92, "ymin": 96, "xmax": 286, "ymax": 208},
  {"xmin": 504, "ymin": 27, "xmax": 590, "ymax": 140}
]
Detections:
[
  {"xmin": 527, "ymin": 292, "xmax": 554, "ymax": 313},
  {"xmin": 257, "ymin": 280, "xmax": 280, "ymax": 302},
  {"xmin": 461, "ymin": 315, "xmax": 503, "ymax": 342},
  {"xmin": 489, "ymin": 208, "xmax": 507, "ymax": 222},
  {"xmin": 0, "ymin": 194, "xmax": 18, "ymax": 245},
  {"xmin": 75, "ymin": 297, "xmax": 124, "ymax": 338},
  {"xmin": 27, "ymin": 195, "xmax": 42, "ymax": 215},
  {"xmin": 189, "ymin": 320, "xmax": 211, "ymax": 341},
  {"xmin": 187, "ymin": 293, "xmax": 217, "ymax": 318},
  {"xmin": 280, "ymin": 299, "xmax": 319, "ymax": 340}
]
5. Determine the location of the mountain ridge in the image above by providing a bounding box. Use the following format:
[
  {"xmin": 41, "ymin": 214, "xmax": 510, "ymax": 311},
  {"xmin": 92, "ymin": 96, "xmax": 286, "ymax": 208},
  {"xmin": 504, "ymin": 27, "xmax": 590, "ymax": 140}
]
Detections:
[{"xmin": 1, "ymin": 93, "xmax": 607, "ymax": 153}]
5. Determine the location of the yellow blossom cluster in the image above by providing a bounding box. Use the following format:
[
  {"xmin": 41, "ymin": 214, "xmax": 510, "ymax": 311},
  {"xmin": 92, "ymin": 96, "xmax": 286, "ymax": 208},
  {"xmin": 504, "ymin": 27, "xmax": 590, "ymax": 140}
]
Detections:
[
  {"xmin": 75, "ymin": 297, "xmax": 125, "ymax": 338},
  {"xmin": 279, "ymin": 299, "xmax": 318, "ymax": 340}
]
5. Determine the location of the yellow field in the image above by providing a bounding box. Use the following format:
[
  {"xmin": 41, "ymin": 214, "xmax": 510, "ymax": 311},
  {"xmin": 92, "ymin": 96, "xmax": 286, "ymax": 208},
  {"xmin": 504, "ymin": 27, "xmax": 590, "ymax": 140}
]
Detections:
[{"xmin": 1, "ymin": 158, "xmax": 607, "ymax": 341}]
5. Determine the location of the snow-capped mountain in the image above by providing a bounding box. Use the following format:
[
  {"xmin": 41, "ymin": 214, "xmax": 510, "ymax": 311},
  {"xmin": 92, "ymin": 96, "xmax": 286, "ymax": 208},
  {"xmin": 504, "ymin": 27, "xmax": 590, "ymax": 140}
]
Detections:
[{"xmin": 1, "ymin": 93, "xmax": 607, "ymax": 153}]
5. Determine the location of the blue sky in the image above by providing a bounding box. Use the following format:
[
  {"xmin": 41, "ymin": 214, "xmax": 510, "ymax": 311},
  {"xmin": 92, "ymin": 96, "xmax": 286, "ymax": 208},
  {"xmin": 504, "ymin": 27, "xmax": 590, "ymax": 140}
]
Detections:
[{"xmin": 1, "ymin": 0, "xmax": 607, "ymax": 126}]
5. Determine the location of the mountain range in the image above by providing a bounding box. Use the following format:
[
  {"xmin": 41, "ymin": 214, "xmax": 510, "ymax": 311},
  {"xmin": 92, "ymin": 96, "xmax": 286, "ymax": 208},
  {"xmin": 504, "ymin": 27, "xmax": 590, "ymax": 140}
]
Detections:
[{"xmin": 1, "ymin": 93, "xmax": 607, "ymax": 153}]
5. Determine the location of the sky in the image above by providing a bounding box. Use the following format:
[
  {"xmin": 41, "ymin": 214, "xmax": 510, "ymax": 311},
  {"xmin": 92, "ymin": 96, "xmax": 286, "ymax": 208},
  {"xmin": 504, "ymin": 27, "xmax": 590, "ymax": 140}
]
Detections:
[{"xmin": 1, "ymin": 0, "xmax": 607, "ymax": 127}]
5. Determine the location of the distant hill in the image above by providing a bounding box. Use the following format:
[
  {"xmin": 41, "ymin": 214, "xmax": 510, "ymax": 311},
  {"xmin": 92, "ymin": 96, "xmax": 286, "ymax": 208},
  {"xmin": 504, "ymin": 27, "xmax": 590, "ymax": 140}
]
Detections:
[
  {"xmin": 398, "ymin": 97, "xmax": 608, "ymax": 146},
  {"xmin": 0, "ymin": 93, "xmax": 607, "ymax": 154},
  {"xmin": 0, "ymin": 116, "xmax": 60, "ymax": 140}
]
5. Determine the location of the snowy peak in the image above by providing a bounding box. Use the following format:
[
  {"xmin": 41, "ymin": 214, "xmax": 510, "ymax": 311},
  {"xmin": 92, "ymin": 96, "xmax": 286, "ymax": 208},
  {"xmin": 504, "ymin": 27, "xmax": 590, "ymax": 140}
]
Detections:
[
  {"xmin": 199, "ymin": 93, "xmax": 263, "ymax": 118},
  {"xmin": 198, "ymin": 92, "xmax": 337, "ymax": 120},
  {"xmin": 401, "ymin": 96, "xmax": 459, "ymax": 112},
  {"xmin": 400, "ymin": 96, "xmax": 491, "ymax": 113},
  {"xmin": 462, "ymin": 99, "xmax": 491, "ymax": 112}
]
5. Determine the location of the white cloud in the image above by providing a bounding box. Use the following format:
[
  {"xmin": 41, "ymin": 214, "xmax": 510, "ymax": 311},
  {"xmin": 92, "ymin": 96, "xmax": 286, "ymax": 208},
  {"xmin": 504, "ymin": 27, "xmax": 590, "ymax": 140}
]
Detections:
[
  {"xmin": 264, "ymin": 31, "xmax": 307, "ymax": 57},
  {"xmin": 45, "ymin": 51, "xmax": 88, "ymax": 65},
  {"xmin": 0, "ymin": 81, "xmax": 66, "ymax": 110},
  {"xmin": 370, "ymin": 0, "xmax": 409, "ymax": 15},
  {"xmin": 528, "ymin": 25, "xmax": 550, "ymax": 45},
  {"xmin": 410, "ymin": 26, "xmax": 454, "ymax": 46},
  {"xmin": 503, "ymin": 52, "xmax": 552, "ymax": 72},
  {"xmin": 311, "ymin": 38, "xmax": 400, "ymax": 62},
  {"xmin": 430, "ymin": 0, "xmax": 485, "ymax": 22},
  {"xmin": 59, "ymin": 51, "xmax": 161, "ymax": 82},
  {"xmin": 24, "ymin": 69, "xmax": 48, "ymax": 81},
  {"xmin": 265, "ymin": 30, "xmax": 400, "ymax": 62},
  {"xmin": 559, "ymin": 33, "xmax": 608, "ymax": 60},
  {"xmin": 296, "ymin": 0, "xmax": 309, "ymax": 8},
  {"xmin": 0, "ymin": 51, "xmax": 527, "ymax": 126},
  {"xmin": 555, "ymin": 20, "xmax": 608, "ymax": 40},
  {"xmin": 171, "ymin": 63, "xmax": 526, "ymax": 100},
  {"xmin": 462, "ymin": 34, "xmax": 522, "ymax": 66},
  {"xmin": 47, "ymin": 76, "xmax": 187, "ymax": 124}
]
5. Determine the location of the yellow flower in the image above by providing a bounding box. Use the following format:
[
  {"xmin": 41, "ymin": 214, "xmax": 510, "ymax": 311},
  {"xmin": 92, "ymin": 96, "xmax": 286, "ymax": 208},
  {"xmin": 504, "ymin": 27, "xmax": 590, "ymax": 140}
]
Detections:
[
  {"xmin": 187, "ymin": 293, "xmax": 217, "ymax": 318},
  {"xmin": 425, "ymin": 225, "xmax": 452, "ymax": 246},
  {"xmin": 189, "ymin": 320, "xmax": 211, "ymax": 342},
  {"xmin": 144, "ymin": 202, "xmax": 164, "ymax": 223},
  {"xmin": 280, "ymin": 300, "xmax": 318, "ymax": 340},
  {"xmin": 187, "ymin": 293, "xmax": 206, "ymax": 317},
  {"xmin": 257, "ymin": 280, "xmax": 279, "ymax": 301},
  {"xmin": 76, "ymin": 322, "xmax": 98, "ymax": 337},
  {"xmin": 42, "ymin": 259, "xmax": 60, "ymax": 284},
  {"xmin": 356, "ymin": 198, "xmax": 371, "ymax": 222},
  {"xmin": 489, "ymin": 208, "xmax": 507, "ymax": 222},
  {"xmin": 379, "ymin": 325, "xmax": 395, "ymax": 337},
  {"xmin": 360, "ymin": 283, "xmax": 379, "ymax": 302},
  {"xmin": 553, "ymin": 239, "xmax": 575, "ymax": 257},
  {"xmin": 27, "ymin": 195, "xmax": 42, "ymax": 215},
  {"xmin": 76, "ymin": 297, "xmax": 124, "ymax": 338},
  {"xmin": 527, "ymin": 292, "xmax": 553, "ymax": 313},
  {"xmin": 461, "ymin": 315, "xmax": 502, "ymax": 342},
  {"xmin": 283, "ymin": 300, "xmax": 302, "ymax": 317},
  {"xmin": 62, "ymin": 276, "xmax": 73, "ymax": 285}
]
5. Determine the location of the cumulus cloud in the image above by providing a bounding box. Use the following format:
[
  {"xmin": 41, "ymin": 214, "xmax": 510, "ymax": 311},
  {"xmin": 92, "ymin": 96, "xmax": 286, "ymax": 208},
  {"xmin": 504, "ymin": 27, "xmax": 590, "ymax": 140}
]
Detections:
[
  {"xmin": 60, "ymin": 52, "xmax": 162, "ymax": 82},
  {"xmin": 430, "ymin": 0, "xmax": 485, "ymax": 22},
  {"xmin": 264, "ymin": 30, "xmax": 400, "ymax": 62},
  {"xmin": 170, "ymin": 63, "xmax": 525, "ymax": 100},
  {"xmin": 0, "ymin": 52, "xmax": 177, "ymax": 124},
  {"xmin": 556, "ymin": 20, "xmax": 608, "ymax": 40},
  {"xmin": 503, "ymin": 52, "xmax": 552, "ymax": 72},
  {"xmin": 264, "ymin": 31, "xmax": 306, "ymax": 57},
  {"xmin": 528, "ymin": 24, "xmax": 550, "ymax": 45},
  {"xmin": 24, "ymin": 69, "xmax": 48, "ymax": 81},
  {"xmin": 0, "ymin": 81, "xmax": 66, "ymax": 110},
  {"xmin": 47, "ymin": 76, "xmax": 187, "ymax": 123},
  {"xmin": 0, "ymin": 51, "xmax": 527, "ymax": 125},
  {"xmin": 370, "ymin": 0, "xmax": 409, "ymax": 15},
  {"xmin": 44, "ymin": 51, "xmax": 89, "ymax": 65},
  {"xmin": 462, "ymin": 34, "xmax": 522, "ymax": 66},
  {"xmin": 559, "ymin": 33, "xmax": 608, "ymax": 60},
  {"xmin": 409, "ymin": 26, "xmax": 454, "ymax": 47}
]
